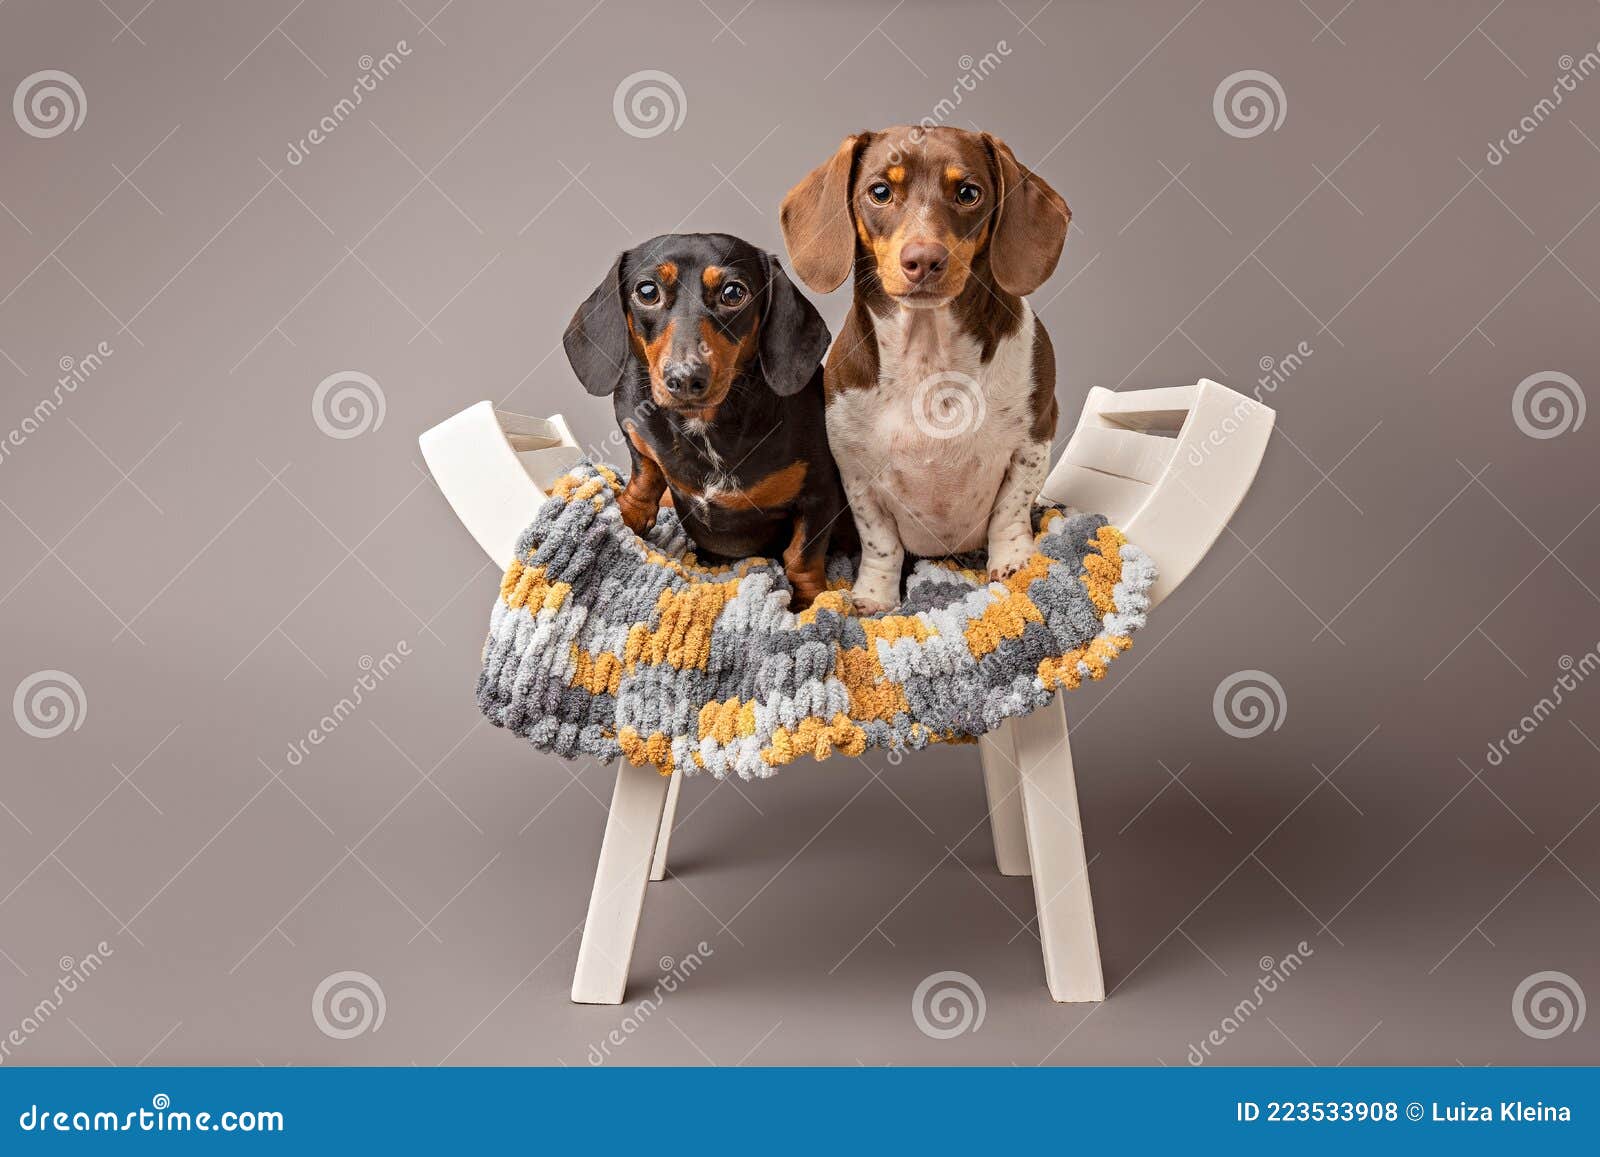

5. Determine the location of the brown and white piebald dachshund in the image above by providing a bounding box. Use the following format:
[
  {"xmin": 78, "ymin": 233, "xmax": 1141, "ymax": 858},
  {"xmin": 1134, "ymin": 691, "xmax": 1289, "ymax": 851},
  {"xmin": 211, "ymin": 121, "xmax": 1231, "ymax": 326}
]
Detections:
[
  {"xmin": 563, "ymin": 232, "xmax": 846, "ymax": 608},
  {"xmin": 781, "ymin": 127, "xmax": 1070, "ymax": 613}
]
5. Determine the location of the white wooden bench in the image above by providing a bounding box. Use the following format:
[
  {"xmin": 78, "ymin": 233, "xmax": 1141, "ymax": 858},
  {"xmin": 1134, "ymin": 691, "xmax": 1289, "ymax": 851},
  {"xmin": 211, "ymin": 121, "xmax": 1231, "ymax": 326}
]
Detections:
[{"xmin": 420, "ymin": 379, "xmax": 1274, "ymax": 1004}]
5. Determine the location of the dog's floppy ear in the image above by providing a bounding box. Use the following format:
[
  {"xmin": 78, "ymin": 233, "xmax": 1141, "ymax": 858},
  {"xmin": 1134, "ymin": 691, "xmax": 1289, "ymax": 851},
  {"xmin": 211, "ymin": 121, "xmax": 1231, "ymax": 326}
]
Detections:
[
  {"xmin": 563, "ymin": 253, "xmax": 631, "ymax": 397},
  {"xmin": 982, "ymin": 133, "xmax": 1070, "ymax": 297},
  {"xmin": 758, "ymin": 254, "xmax": 832, "ymax": 396},
  {"xmin": 780, "ymin": 133, "xmax": 869, "ymax": 293}
]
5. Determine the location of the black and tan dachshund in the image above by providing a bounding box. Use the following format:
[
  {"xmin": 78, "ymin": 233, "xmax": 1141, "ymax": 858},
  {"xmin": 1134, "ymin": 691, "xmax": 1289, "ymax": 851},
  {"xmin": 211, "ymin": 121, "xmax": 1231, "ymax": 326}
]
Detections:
[{"xmin": 563, "ymin": 232, "xmax": 846, "ymax": 608}]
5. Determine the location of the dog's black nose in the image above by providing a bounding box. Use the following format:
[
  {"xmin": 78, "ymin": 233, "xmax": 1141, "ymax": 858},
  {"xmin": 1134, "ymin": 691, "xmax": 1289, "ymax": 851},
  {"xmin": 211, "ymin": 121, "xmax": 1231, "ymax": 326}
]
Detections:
[
  {"xmin": 900, "ymin": 241, "xmax": 949, "ymax": 284},
  {"xmin": 663, "ymin": 364, "xmax": 708, "ymax": 397}
]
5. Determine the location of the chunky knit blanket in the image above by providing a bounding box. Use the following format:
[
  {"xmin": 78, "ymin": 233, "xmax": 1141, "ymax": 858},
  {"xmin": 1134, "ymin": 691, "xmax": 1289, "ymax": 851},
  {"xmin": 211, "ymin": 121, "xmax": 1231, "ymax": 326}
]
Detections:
[{"xmin": 477, "ymin": 462, "xmax": 1155, "ymax": 780}]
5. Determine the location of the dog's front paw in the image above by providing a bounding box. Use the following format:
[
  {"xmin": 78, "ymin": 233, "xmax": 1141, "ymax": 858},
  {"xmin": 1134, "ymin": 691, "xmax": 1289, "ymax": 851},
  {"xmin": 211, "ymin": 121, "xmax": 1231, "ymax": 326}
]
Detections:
[
  {"xmin": 849, "ymin": 573, "xmax": 900, "ymax": 616},
  {"xmin": 617, "ymin": 496, "xmax": 658, "ymax": 537},
  {"xmin": 784, "ymin": 580, "xmax": 823, "ymax": 612},
  {"xmin": 985, "ymin": 535, "xmax": 1033, "ymax": 582}
]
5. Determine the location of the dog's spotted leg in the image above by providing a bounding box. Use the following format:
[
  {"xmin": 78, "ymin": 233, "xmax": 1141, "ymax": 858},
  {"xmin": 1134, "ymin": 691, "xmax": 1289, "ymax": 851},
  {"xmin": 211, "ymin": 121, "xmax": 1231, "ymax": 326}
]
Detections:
[
  {"xmin": 841, "ymin": 468, "xmax": 902, "ymax": 614},
  {"xmin": 987, "ymin": 439, "xmax": 1049, "ymax": 581}
]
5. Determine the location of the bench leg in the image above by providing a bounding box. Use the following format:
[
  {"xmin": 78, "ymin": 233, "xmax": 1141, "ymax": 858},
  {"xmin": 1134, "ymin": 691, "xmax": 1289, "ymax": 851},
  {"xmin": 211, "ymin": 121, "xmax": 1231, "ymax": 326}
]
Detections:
[
  {"xmin": 648, "ymin": 768, "xmax": 682, "ymax": 881},
  {"xmin": 979, "ymin": 724, "xmax": 1031, "ymax": 876},
  {"xmin": 1013, "ymin": 694, "xmax": 1105, "ymax": 1002},
  {"xmin": 571, "ymin": 758, "xmax": 671, "ymax": 1005}
]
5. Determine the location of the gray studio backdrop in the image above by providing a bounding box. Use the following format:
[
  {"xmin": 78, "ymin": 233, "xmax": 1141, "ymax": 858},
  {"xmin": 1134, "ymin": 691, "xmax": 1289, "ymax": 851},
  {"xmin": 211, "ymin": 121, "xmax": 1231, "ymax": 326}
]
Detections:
[{"xmin": 1, "ymin": 0, "xmax": 1597, "ymax": 1066}]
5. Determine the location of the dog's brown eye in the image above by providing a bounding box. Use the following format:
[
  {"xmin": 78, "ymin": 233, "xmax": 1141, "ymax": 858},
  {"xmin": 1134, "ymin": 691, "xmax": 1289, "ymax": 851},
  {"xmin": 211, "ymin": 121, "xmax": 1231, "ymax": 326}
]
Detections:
[
  {"xmin": 718, "ymin": 281, "xmax": 747, "ymax": 307},
  {"xmin": 867, "ymin": 181, "xmax": 892, "ymax": 205},
  {"xmin": 634, "ymin": 281, "xmax": 660, "ymax": 304},
  {"xmin": 955, "ymin": 182, "xmax": 982, "ymax": 206}
]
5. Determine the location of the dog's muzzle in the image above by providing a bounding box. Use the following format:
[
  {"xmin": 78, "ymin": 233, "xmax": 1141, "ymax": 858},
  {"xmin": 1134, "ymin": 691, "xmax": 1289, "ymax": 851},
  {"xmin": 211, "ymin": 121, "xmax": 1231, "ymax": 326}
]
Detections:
[{"xmin": 661, "ymin": 359, "xmax": 710, "ymax": 400}]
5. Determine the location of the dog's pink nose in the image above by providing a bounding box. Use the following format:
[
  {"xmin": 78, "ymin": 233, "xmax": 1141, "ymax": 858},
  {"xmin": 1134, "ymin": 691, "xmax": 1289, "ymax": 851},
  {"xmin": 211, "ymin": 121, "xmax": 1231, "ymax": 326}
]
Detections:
[{"xmin": 899, "ymin": 241, "xmax": 949, "ymax": 284}]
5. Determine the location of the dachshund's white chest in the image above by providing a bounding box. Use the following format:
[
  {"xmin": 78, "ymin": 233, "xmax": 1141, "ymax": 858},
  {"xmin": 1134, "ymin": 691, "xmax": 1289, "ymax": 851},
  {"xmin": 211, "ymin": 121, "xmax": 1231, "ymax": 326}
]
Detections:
[{"xmin": 829, "ymin": 302, "xmax": 1038, "ymax": 556}]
